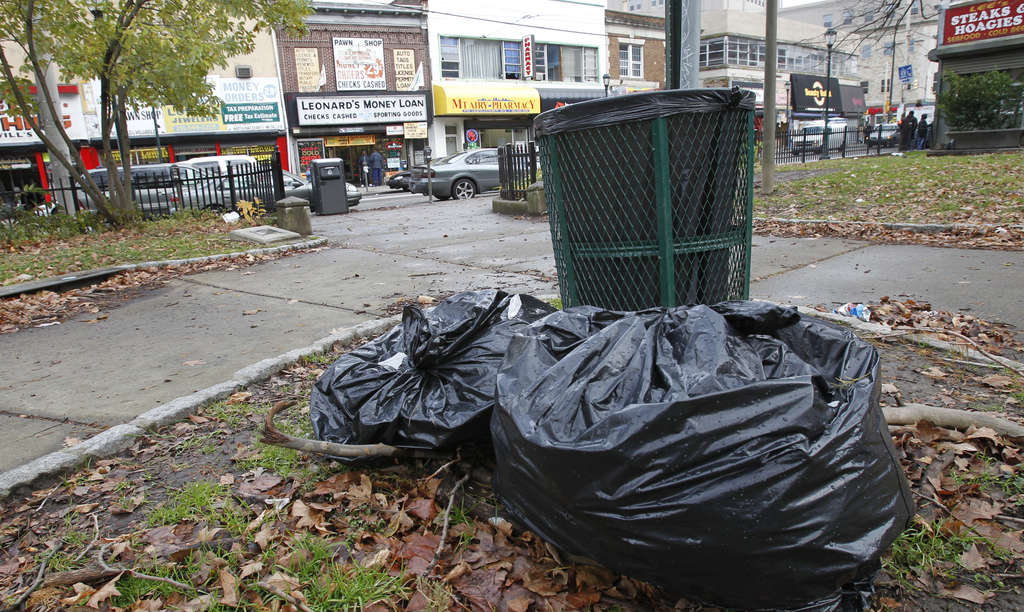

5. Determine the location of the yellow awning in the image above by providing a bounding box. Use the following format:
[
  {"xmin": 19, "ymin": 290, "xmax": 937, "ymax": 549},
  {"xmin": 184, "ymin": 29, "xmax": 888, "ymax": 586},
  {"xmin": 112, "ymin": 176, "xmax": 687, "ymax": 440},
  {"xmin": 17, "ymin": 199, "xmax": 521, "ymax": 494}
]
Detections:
[{"xmin": 433, "ymin": 83, "xmax": 541, "ymax": 116}]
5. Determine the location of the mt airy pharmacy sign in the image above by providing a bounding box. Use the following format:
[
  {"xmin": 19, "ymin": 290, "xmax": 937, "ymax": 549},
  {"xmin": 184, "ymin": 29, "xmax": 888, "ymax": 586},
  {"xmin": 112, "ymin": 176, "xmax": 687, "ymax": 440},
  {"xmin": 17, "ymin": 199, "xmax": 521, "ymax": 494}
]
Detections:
[{"xmin": 297, "ymin": 94, "xmax": 427, "ymax": 126}]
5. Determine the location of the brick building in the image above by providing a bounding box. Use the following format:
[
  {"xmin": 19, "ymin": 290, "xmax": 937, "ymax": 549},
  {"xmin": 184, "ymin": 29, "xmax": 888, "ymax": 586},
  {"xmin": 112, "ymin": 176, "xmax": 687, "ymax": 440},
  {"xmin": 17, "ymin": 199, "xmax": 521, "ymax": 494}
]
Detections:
[
  {"xmin": 606, "ymin": 9, "xmax": 666, "ymax": 92},
  {"xmin": 275, "ymin": 1, "xmax": 432, "ymax": 178}
]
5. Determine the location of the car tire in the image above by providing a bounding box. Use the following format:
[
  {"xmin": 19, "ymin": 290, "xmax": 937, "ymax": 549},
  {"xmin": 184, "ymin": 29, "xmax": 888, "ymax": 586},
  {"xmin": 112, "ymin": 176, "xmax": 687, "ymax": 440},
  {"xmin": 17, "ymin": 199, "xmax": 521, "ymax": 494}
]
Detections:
[
  {"xmin": 435, "ymin": 194, "xmax": 451, "ymax": 201},
  {"xmin": 452, "ymin": 179, "xmax": 476, "ymax": 200}
]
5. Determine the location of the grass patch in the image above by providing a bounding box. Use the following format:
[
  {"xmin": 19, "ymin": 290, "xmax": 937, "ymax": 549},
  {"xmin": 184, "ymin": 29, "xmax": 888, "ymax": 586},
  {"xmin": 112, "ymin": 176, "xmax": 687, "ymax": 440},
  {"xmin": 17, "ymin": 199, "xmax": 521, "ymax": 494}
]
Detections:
[
  {"xmin": 146, "ymin": 481, "xmax": 252, "ymax": 536},
  {"xmin": 278, "ymin": 535, "xmax": 409, "ymax": 610},
  {"xmin": 951, "ymin": 454, "xmax": 1024, "ymax": 499},
  {"xmin": 756, "ymin": 151, "xmax": 1024, "ymax": 225},
  {"xmin": 884, "ymin": 518, "xmax": 1002, "ymax": 587},
  {"xmin": 0, "ymin": 211, "xmax": 246, "ymax": 285}
]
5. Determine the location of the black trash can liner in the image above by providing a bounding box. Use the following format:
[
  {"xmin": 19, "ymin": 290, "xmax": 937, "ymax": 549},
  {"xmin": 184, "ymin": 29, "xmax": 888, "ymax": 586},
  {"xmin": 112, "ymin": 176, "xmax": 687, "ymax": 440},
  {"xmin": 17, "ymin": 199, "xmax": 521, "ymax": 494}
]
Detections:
[
  {"xmin": 491, "ymin": 301, "xmax": 913, "ymax": 611},
  {"xmin": 310, "ymin": 290, "xmax": 555, "ymax": 450}
]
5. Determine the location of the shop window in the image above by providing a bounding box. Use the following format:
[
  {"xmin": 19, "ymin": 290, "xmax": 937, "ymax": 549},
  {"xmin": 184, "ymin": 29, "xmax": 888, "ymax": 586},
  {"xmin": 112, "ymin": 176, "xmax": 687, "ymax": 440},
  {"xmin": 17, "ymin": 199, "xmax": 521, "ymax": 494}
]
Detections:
[
  {"xmin": 444, "ymin": 124, "xmax": 459, "ymax": 154},
  {"xmin": 619, "ymin": 43, "xmax": 643, "ymax": 79},
  {"xmin": 823, "ymin": 13, "xmax": 832, "ymax": 28},
  {"xmin": 537, "ymin": 44, "xmax": 597, "ymax": 82}
]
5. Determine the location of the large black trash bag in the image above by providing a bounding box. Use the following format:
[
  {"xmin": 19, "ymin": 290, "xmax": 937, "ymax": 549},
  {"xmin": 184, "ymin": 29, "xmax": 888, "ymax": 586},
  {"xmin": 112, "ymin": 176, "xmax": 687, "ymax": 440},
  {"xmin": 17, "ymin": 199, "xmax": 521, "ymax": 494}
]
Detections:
[
  {"xmin": 491, "ymin": 301, "xmax": 913, "ymax": 611},
  {"xmin": 310, "ymin": 290, "xmax": 555, "ymax": 450}
]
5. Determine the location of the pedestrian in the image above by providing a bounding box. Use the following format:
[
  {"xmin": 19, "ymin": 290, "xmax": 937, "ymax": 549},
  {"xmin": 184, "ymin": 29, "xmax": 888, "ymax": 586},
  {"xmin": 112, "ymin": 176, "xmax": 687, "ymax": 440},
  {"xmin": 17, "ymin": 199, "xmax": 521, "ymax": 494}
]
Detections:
[
  {"xmin": 901, "ymin": 111, "xmax": 917, "ymax": 151},
  {"xmin": 359, "ymin": 151, "xmax": 369, "ymax": 187},
  {"xmin": 369, "ymin": 148, "xmax": 383, "ymax": 186},
  {"xmin": 916, "ymin": 114, "xmax": 929, "ymax": 150}
]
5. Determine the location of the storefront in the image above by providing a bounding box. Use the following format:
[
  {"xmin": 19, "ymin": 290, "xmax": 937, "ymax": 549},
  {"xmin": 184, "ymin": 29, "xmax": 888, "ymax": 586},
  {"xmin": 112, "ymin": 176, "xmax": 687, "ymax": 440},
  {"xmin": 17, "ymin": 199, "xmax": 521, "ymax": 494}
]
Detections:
[
  {"xmin": 930, "ymin": 0, "xmax": 1024, "ymax": 147},
  {"xmin": 430, "ymin": 84, "xmax": 603, "ymax": 154},
  {"xmin": 285, "ymin": 91, "xmax": 430, "ymax": 183},
  {"xmin": 1, "ymin": 87, "xmax": 88, "ymax": 198},
  {"xmin": 77, "ymin": 76, "xmax": 289, "ymax": 169}
]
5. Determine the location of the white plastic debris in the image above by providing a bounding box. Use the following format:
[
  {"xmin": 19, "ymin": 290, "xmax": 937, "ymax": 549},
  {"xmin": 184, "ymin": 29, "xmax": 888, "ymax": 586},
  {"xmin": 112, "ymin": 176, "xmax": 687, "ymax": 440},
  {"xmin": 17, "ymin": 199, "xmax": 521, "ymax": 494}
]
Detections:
[{"xmin": 222, "ymin": 211, "xmax": 241, "ymax": 224}]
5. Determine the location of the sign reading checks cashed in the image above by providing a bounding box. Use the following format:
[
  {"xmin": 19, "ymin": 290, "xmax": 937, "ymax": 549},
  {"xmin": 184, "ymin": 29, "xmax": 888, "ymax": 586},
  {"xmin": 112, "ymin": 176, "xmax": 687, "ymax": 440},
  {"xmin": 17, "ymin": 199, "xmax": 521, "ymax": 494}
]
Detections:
[
  {"xmin": 296, "ymin": 94, "xmax": 428, "ymax": 126},
  {"xmin": 943, "ymin": 0, "xmax": 1024, "ymax": 45}
]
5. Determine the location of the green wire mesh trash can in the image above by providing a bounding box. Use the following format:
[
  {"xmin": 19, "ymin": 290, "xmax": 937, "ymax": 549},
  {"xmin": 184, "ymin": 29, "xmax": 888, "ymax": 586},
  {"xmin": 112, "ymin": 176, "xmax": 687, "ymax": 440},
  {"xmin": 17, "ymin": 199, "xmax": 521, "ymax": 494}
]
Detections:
[{"xmin": 535, "ymin": 88, "xmax": 756, "ymax": 310}]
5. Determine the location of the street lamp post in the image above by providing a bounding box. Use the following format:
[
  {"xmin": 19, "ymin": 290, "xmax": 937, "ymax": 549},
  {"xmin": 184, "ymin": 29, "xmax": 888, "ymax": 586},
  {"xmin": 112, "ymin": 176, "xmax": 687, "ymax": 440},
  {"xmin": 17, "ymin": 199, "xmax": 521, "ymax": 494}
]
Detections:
[
  {"xmin": 821, "ymin": 27, "xmax": 837, "ymax": 160},
  {"xmin": 603, "ymin": 73, "xmax": 611, "ymax": 97},
  {"xmin": 784, "ymin": 80, "xmax": 791, "ymax": 148}
]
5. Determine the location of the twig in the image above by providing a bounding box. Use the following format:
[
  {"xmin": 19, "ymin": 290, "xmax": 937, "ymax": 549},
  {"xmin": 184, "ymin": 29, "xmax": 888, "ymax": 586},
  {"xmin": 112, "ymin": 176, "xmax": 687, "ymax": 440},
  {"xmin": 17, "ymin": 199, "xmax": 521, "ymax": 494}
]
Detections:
[
  {"xmin": 423, "ymin": 450, "xmax": 462, "ymax": 482},
  {"xmin": 939, "ymin": 357, "xmax": 1005, "ymax": 369},
  {"xmin": 424, "ymin": 474, "xmax": 470, "ymax": 577},
  {"xmin": 36, "ymin": 484, "xmax": 60, "ymax": 512},
  {"xmin": 896, "ymin": 325, "xmax": 1024, "ymax": 378},
  {"xmin": 2, "ymin": 541, "xmax": 63, "ymax": 612},
  {"xmin": 884, "ymin": 404, "xmax": 1024, "ymax": 439},
  {"xmin": 996, "ymin": 514, "xmax": 1024, "ymax": 526},
  {"xmin": 261, "ymin": 400, "xmax": 445, "ymax": 459},
  {"xmin": 97, "ymin": 543, "xmax": 199, "ymax": 593},
  {"xmin": 258, "ymin": 580, "xmax": 314, "ymax": 612},
  {"xmin": 72, "ymin": 514, "xmax": 100, "ymax": 564}
]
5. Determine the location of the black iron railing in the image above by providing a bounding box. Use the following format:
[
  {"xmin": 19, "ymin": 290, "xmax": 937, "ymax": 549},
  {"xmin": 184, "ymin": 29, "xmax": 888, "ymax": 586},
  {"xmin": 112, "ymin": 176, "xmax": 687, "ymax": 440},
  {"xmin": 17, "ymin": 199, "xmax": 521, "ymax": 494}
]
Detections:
[{"xmin": 497, "ymin": 142, "xmax": 538, "ymax": 201}]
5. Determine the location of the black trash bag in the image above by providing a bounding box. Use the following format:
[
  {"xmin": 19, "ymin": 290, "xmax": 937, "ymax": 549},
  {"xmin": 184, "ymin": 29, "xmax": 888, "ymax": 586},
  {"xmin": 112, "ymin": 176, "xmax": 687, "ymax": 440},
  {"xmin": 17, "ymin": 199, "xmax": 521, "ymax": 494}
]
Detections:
[
  {"xmin": 491, "ymin": 302, "xmax": 913, "ymax": 611},
  {"xmin": 310, "ymin": 290, "xmax": 555, "ymax": 450}
]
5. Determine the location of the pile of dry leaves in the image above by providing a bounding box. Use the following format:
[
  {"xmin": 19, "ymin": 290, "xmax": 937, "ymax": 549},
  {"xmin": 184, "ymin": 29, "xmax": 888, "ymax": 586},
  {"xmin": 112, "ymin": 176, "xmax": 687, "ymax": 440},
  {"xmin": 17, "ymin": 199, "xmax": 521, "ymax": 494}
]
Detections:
[
  {"xmin": 755, "ymin": 219, "xmax": 1024, "ymax": 251},
  {"xmin": 0, "ymin": 248, "xmax": 322, "ymax": 335}
]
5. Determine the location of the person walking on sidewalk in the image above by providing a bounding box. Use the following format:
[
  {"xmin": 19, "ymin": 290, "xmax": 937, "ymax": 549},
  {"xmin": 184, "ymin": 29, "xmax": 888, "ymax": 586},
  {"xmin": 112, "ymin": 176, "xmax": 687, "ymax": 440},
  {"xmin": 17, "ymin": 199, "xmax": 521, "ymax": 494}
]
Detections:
[
  {"xmin": 916, "ymin": 114, "xmax": 929, "ymax": 150},
  {"xmin": 900, "ymin": 111, "xmax": 917, "ymax": 151},
  {"xmin": 369, "ymin": 149, "xmax": 383, "ymax": 186},
  {"xmin": 359, "ymin": 151, "xmax": 370, "ymax": 187}
]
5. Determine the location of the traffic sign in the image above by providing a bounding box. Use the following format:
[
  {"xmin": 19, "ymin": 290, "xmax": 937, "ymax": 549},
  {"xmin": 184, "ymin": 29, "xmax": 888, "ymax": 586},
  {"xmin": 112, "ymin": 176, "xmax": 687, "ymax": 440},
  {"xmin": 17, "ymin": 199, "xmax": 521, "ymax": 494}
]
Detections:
[{"xmin": 898, "ymin": 65, "xmax": 913, "ymax": 84}]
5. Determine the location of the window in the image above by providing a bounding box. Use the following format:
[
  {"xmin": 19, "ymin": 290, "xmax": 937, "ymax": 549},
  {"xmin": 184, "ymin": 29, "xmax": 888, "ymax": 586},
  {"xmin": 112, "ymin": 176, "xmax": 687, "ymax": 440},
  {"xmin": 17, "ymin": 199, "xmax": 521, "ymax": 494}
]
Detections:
[
  {"xmin": 700, "ymin": 37, "xmax": 725, "ymax": 68},
  {"xmin": 438, "ymin": 37, "xmax": 524, "ymax": 80},
  {"xmin": 883, "ymin": 41, "xmax": 893, "ymax": 56},
  {"xmin": 861, "ymin": 44, "xmax": 871, "ymax": 59},
  {"xmin": 880, "ymin": 79, "xmax": 888, "ymax": 93},
  {"xmin": 440, "ymin": 37, "xmax": 460, "ymax": 78},
  {"xmin": 908, "ymin": 38, "xmax": 915, "ymax": 52},
  {"xmin": 864, "ymin": 12, "xmax": 875, "ymax": 23},
  {"xmin": 823, "ymin": 13, "xmax": 832, "ymax": 28},
  {"xmin": 503, "ymin": 41, "xmax": 521, "ymax": 79},
  {"xmin": 537, "ymin": 44, "xmax": 597, "ymax": 82},
  {"xmin": 842, "ymin": 9, "xmax": 853, "ymax": 25},
  {"xmin": 619, "ymin": 43, "xmax": 643, "ymax": 78},
  {"xmin": 444, "ymin": 124, "xmax": 459, "ymax": 153},
  {"xmin": 911, "ymin": 4, "xmax": 919, "ymax": 15}
]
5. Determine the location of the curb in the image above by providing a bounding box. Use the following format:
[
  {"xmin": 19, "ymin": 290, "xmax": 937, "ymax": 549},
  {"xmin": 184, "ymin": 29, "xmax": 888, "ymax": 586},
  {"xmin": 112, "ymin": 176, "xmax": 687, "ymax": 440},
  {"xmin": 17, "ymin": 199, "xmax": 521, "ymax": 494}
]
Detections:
[
  {"xmin": 756, "ymin": 218, "xmax": 1024, "ymax": 234},
  {"xmin": 0, "ymin": 237, "xmax": 328, "ymax": 299},
  {"xmin": 0, "ymin": 313, "xmax": 399, "ymax": 500}
]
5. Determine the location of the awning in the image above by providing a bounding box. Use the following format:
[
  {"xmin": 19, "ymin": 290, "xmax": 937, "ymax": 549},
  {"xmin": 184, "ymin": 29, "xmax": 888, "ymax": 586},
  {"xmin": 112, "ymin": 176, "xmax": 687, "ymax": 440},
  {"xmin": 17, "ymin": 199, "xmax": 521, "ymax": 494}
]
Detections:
[
  {"xmin": 433, "ymin": 83, "xmax": 540, "ymax": 116},
  {"xmin": 537, "ymin": 87, "xmax": 606, "ymax": 113}
]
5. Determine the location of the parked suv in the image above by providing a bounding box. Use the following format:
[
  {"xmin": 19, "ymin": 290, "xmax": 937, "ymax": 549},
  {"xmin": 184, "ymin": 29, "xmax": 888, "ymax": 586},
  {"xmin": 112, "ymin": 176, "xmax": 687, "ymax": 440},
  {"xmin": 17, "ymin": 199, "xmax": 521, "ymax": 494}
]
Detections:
[
  {"xmin": 85, "ymin": 163, "xmax": 189, "ymax": 216},
  {"xmin": 174, "ymin": 154, "xmax": 259, "ymax": 174},
  {"xmin": 410, "ymin": 149, "xmax": 500, "ymax": 200}
]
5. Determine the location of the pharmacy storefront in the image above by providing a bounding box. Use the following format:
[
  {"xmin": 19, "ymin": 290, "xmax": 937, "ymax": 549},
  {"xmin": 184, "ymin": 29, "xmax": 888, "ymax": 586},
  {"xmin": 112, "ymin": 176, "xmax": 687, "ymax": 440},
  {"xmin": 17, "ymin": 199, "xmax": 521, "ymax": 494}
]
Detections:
[
  {"xmin": 286, "ymin": 91, "xmax": 430, "ymax": 181},
  {"xmin": 430, "ymin": 84, "xmax": 540, "ymax": 156}
]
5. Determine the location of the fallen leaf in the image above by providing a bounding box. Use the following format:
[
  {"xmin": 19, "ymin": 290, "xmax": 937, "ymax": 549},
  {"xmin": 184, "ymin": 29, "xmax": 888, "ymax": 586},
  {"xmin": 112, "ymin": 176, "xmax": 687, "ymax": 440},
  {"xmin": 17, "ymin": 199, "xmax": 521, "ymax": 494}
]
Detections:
[
  {"xmin": 219, "ymin": 474, "xmax": 235, "ymax": 486},
  {"xmin": 406, "ymin": 497, "xmax": 437, "ymax": 522},
  {"xmin": 61, "ymin": 582, "xmax": 97, "ymax": 605},
  {"xmin": 242, "ymin": 309, "xmax": 261, "ymax": 316},
  {"xmin": 981, "ymin": 374, "xmax": 1013, "ymax": 388},
  {"xmin": 218, "ymin": 569, "xmax": 239, "ymax": 606},
  {"xmin": 960, "ymin": 543, "xmax": 987, "ymax": 570},
  {"xmin": 87, "ymin": 572, "xmax": 123, "ymax": 608},
  {"xmin": 239, "ymin": 560, "xmax": 263, "ymax": 579},
  {"xmin": 920, "ymin": 366, "xmax": 947, "ymax": 379},
  {"xmin": 73, "ymin": 503, "xmax": 99, "ymax": 513},
  {"xmin": 881, "ymin": 383, "xmax": 900, "ymax": 394},
  {"xmin": 227, "ymin": 391, "xmax": 253, "ymax": 404},
  {"xmin": 187, "ymin": 414, "xmax": 209, "ymax": 424},
  {"xmin": 445, "ymin": 561, "xmax": 471, "ymax": 583},
  {"xmin": 417, "ymin": 295, "xmax": 437, "ymax": 305},
  {"xmin": 239, "ymin": 473, "xmax": 283, "ymax": 496},
  {"xmin": 507, "ymin": 596, "xmax": 533, "ymax": 612},
  {"xmin": 63, "ymin": 437, "xmax": 81, "ymax": 447},
  {"xmin": 182, "ymin": 360, "xmax": 206, "ymax": 367},
  {"xmin": 940, "ymin": 584, "xmax": 992, "ymax": 604}
]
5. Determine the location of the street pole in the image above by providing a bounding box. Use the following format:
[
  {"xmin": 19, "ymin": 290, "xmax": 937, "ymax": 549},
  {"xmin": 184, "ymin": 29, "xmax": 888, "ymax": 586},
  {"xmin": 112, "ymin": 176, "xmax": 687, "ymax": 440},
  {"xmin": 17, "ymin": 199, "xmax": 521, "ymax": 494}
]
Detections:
[
  {"xmin": 821, "ymin": 28, "xmax": 836, "ymax": 160},
  {"xmin": 785, "ymin": 80, "xmax": 791, "ymax": 148},
  {"xmin": 425, "ymin": 144, "xmax": 432, "ymax": 203},
  {"xmin": 37, "ymin": 58, "xmax": 74, "ymax": 214},
  {"xmin": 152, "ymin": 107, "xmax": 163, "ymax": 163},
  {"xmin": 761, "ymin": 0, "xmax": 778, "ymax": 194},
  {"xmin": 666, "ymin": 0, "xmax": 701, "ymax": 89}
]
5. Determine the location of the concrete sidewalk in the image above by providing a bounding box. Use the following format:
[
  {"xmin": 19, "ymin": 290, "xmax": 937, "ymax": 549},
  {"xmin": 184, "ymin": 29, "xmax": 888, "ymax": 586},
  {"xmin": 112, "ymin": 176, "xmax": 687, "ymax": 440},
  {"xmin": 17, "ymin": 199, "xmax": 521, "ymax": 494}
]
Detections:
[{"xmin": 3, "ymin": 195, "xmax": 1022, "ymax": 473}]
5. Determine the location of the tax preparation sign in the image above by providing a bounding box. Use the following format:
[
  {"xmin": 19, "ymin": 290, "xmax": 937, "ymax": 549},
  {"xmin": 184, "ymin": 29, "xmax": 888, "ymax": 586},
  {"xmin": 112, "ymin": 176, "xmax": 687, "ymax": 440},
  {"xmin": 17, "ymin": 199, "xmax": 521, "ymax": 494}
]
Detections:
[
  {"xmin": 296, "ymin": 94, "xmax": 428, "ymax": 126},
  {"xmin": 943, "ymin": 0, "xmax": 1024, "ymax": 45}
]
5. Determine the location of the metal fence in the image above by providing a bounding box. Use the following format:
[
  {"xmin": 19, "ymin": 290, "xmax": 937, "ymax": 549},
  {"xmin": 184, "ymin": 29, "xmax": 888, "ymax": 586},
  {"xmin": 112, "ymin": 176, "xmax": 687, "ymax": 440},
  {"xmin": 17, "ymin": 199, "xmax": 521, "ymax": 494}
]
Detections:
[
  {"xmin": 759, "ymin": 125, "xmax": 903, "ymax": 165},
  {"xmin": 497, "ymin": 142, "xmax": 538, "ymax": 201},
  {"xmin": 1, "ymin": 155, "xmax": 283, "ymax": 221}
]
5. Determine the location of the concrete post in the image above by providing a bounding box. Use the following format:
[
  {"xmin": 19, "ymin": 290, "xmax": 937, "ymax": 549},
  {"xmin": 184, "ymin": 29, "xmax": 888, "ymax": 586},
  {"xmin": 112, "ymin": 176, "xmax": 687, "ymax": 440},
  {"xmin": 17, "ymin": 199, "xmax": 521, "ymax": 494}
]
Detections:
[{"xmin": 275, "ymin": 196, "xmax": 313, "ymax": 236}]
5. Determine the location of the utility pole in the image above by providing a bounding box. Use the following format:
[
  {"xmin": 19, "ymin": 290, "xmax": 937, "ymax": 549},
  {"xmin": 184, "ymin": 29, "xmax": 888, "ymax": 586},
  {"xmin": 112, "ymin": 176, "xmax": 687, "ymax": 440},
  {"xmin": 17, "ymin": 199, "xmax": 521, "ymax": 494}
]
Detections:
[
  {"xmin": 37, "ymin": 58, "xmax": 74, "ymax": 214},
  {"xmin": 666, "ymin": 0, "xmax": 701, "ymax": 89},
  {"xmin": 761, "ymin": 0, "xmax": 778, "ymax": 194}
]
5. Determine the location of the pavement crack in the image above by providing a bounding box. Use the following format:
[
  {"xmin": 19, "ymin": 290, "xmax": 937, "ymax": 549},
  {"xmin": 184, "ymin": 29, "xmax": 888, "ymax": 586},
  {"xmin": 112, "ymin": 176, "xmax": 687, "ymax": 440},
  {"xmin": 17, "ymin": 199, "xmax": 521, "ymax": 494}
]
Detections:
[
  {"xmin": 751, "ymin": 242, "xmax": 872, "ymax": 282},
  {"xmin": 0, "ymin": 409, "xmax": 105, "ymax": 430},
  {"xmin": 179, "ymin": 279, "xmax": 389, "ymax": 316},
  {"xmin": 340, "ymin": 245, "xmax": 556, "ymax": 282}
]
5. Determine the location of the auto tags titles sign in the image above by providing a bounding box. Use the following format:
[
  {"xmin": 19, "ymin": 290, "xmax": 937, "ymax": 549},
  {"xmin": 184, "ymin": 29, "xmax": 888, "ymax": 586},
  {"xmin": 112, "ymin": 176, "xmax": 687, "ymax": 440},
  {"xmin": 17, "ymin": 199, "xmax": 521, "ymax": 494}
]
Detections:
[{"xmin": 296, "ymin": 94, "xmax": 428, "ymax": 126}]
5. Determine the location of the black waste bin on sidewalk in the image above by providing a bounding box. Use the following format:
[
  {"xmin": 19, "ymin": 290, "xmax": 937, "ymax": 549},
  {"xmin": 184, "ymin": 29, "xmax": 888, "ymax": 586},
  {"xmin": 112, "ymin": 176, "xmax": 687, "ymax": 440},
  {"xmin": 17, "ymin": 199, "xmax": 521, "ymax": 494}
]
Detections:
[{"xmin": 535, "ymin": 88, "xmax": 755, "ymax": 310}]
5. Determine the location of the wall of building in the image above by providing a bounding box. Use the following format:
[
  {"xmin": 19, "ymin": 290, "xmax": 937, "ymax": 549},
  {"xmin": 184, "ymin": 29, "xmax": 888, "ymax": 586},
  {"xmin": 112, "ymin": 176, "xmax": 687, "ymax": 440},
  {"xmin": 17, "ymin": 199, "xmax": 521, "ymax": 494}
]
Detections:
[{"xmin": 606, "ymin": 10, "xmax": 666, "ymax": 89}]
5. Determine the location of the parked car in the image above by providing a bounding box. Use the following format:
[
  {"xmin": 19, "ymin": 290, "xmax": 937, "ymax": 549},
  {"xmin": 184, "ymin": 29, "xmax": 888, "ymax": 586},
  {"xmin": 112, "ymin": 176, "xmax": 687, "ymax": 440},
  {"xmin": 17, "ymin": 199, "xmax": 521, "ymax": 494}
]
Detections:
[
  {"xmin": 410, "ymin": 149, "xmax": 500, "ymax": 200},
  {"xmin": 865, "ymin": 123, "xmax": 900, "ymax": 147},
  {"xmin": 175, "ymin": 154, "xmax": 259, "ymax": 175},
  {"xmin": 84, "ymin": 163, "xmax": 187, "ymax": 216},
  {"xmin": 790, "ymin": 119, "xmax": 848, "ymax": 155},
  {"xmin": 282, "ymin": 171, "xmax": 361, "ymax": 208},
  {"xmin": 387, "ymin": 170, "xmax": 411, "ymax": 191}
]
